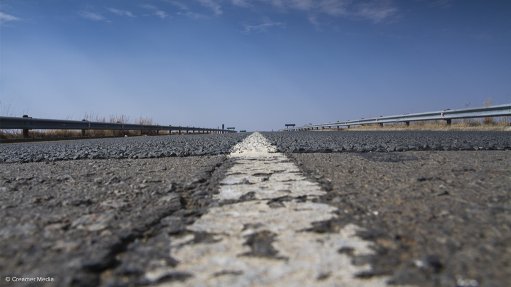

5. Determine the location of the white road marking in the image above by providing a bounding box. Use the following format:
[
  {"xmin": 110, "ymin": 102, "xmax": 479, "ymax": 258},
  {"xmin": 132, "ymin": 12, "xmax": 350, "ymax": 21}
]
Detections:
[{"xmin": 149, "ymin": 132, "xmax": 399, "ymax": 286}]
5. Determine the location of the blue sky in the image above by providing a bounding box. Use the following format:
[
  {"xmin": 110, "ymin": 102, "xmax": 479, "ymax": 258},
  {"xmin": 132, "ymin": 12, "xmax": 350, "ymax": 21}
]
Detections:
[{"xmin": 1, "ymin": 0, "xmax": 510, "ymax": 131}]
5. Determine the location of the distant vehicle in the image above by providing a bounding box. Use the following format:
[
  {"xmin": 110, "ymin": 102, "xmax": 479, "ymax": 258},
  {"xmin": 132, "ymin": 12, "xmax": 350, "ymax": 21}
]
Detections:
[{"xmin": 240, "ymin": 130, "xmax": 247, "ymax": 132}]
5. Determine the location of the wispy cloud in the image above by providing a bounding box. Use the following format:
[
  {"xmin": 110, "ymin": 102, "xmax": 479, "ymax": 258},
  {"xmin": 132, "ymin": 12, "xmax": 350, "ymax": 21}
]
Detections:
[
  {"xmin": 421, "ymin": 0, "xmax": 455, "ymax": 9},
  {"xmin": 259, "ymin": 0, "xmax": 397, "ymax": 22},
  {"xmin": 79, "ymin": 11, "xmax": 108, "ymax": 22},
  {"xmin": 231, "ymin": 0, "xmax": 252, "ymax": 8},
  {"xmin": 0, "ymin": 11, "xmax": 20, "ymax": 24},
  {"xmin": 141, "ymin": 4, "xmax": 169, "ymax": 19},
  {"xmin": 74, "ymin": 0, "xmax": 397, "ymax": 26},
  {"xmin": 244, "ymin": 18, "xmax": 284, "ymax": 33},
  {"xmin": 354, "ymin": 1, "xmax": 398, "ymax": 23},
  {"xmin": 308, "ymin": 15, "xmax": 321, "ymax": 28},
  {"xmin": 197, "ymin": 0, "xmax": 223, "ymax": 15},
  {"xmin": 164, "ymin": 1, "xmax": 209, "ymax": 19},
  {"xmin": 177, "ymin": 10, "xmax": 209, "ymax": 20},
  {"xmin": 196, "ymin": 0, "xmax": 398, "ymax": 23},
  {"xmin": 317, "ymin": 0, "xmax": 350, "ymax": 16},
  {"xmin": 108, "ymin": 8, "xmax": 135, "ymax": 17},
  {"xmin": 266, "ymin": 0, "xmax": 315, "ymax": 11},
  {"xmin": 244, "ymin": 0, "xmax": 348, "ymax": 15},
  {"xmin": 154, "ymin": 10, "xmax": 169, "ymax": 19},
  {"xmin": 166, "ymin": 1, "xmax": 189, "ymax": 11}
]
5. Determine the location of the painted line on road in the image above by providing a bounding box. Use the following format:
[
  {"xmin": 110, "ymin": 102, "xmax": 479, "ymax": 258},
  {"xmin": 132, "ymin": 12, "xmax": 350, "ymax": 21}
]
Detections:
[{"xmin": 148, "ymin": 132, "xmax": 399, "ymax": 286}]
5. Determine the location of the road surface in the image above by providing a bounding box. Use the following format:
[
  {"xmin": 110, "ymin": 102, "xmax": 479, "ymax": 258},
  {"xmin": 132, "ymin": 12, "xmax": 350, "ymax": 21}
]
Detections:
[{"xmin": 1, "ymin": 131, "xmax": 510, "ymax": 287}]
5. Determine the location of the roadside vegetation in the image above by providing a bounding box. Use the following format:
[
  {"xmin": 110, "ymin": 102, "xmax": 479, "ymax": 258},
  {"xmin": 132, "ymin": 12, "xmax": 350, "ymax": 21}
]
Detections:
[
  {"xmin": 0, "ymin": 114, "xmax": 164, "ymax": 141},
  {"xmin": 323, "ymin": 117, "xmax": 511, "ymax": 131}
]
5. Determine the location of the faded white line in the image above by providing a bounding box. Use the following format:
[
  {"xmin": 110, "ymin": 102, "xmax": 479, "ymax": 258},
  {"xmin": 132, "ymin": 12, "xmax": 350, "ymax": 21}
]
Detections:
[{"xmin": 149, "ymin": 132, "xmax": 400, "ymax": 287}]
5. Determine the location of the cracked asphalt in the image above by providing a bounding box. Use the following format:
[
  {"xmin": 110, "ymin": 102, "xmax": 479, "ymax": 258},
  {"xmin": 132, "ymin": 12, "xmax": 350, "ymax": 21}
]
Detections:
[
  {"xmin": 0, "ymin": 156, "xmax": 230, "ymax": 286},
  {"xmin": 291, "ymin": 151, "xmax": 511, "ymax": 287},
  {"xmin": 1, "ymin": 131, "xmax": 510, "ymax": 287}
]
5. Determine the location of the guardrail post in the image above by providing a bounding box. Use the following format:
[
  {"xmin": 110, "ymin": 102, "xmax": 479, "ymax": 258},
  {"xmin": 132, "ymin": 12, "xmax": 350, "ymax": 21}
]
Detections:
[
  {"xmin": 22, "ymin": 115, "xmax": 30, "ymax": 138},
  {"xmin": 81, "ymin": 119, "xmax": 87, "ymax": 137}
]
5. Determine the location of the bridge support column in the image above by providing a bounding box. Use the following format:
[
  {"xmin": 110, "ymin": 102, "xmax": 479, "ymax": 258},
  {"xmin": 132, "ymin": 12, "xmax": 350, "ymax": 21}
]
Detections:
[
  {"xmin": 446, "ymin": 119, "xmax": 452, "ymax": 125},
  {"xmin": 405, "ymin": 121, "xmax": 410, "ymax": 127}
]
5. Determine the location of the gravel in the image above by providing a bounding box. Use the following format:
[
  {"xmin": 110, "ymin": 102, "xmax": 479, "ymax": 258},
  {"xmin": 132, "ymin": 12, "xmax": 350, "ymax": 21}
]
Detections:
[
  {"xmin": 0, "ymin": 133, "xmax": 248, "ymax": 163},
  {"xmin": 263, "ymin": 131, "xmax": 511, "ymax": 153}
]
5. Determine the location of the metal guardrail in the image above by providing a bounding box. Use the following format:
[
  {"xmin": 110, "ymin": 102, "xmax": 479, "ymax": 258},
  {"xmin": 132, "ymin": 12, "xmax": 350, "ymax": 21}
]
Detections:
[
  {"xmin": 0, "ymin": 115, "xmax": 236, "ymax": 138},
  {"xmin": 289, "ymin": 104, "xmax": 511, "ymax": 130}
]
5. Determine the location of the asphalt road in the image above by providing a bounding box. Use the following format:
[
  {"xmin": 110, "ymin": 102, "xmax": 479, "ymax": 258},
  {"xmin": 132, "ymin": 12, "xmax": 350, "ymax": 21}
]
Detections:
[
  {"xmin": 0, "ymin": 156, "xmax": 231, "ymax": 286},
  {"xmin": 0, "ymin": 133, "xmax": 248, "ymax": 163},
  {"xmin": 0, "ymin": 131, "xmax": 510, "ymax": 287},
  {"xmin": 291, "ymin": 151, "xmax": 511, "ymax": 287},
  {"xmin": 263, "ymin": 131, "xmax": 511, "ymax": 152}
]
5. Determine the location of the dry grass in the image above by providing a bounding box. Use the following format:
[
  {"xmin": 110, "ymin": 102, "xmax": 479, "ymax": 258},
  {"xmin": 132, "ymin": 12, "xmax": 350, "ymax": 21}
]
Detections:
[
  {"xmin": 319, "ymin": 117, "xmax": 511, "ymax": 131},
  {"xmin": 0, "ymin": 129, "xmax": 21, "ymax": 140},
  {"xmin": 0, "ymin": 114, "xmax": 166, "ymax": 140}
]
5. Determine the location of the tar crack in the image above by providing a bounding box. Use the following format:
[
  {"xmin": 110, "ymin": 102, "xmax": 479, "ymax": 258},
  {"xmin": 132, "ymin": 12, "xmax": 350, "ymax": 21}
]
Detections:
[{"xmin": 241, "ymin": 230, "xmax": 287, "ymax": 260}]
